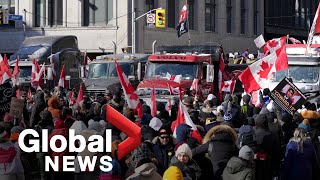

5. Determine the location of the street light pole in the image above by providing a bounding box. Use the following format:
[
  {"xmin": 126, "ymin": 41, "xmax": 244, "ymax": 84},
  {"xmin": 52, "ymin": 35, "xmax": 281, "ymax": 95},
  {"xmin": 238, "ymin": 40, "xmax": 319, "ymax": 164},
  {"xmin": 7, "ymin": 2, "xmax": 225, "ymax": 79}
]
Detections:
[{"xmin": 131, "ymin": 2, "xmax": 161, "ymax": 54}]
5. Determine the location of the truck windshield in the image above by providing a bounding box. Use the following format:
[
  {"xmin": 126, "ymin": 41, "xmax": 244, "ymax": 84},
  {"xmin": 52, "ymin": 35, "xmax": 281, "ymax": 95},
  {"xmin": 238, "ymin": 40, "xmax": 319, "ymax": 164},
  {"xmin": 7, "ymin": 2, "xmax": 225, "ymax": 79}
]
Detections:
[
  {"xmin": 145, "ymin": 62, "xmax": 197, "ymax": 80},
  {"xmin": 272, "ymin": 65, "xmax": 319, "ymax": 83},
  {"xmin": 10, "ymin": 45, "xmax": 50, "ymax": 60},
  {"xmin": 88, "ymin": 63, "xmax": 133, "ymax": 78}
]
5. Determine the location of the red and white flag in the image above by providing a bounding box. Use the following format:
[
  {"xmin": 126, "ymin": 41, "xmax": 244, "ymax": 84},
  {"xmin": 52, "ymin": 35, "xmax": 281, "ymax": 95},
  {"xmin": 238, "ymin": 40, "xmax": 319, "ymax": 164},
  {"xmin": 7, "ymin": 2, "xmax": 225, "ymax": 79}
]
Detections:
[
  {"xmin": 16, "ymin": 89, "xmax": 21, "ymax": 99},
  {"xmin": 166, "ymin": 98, "xmax": 172, "ymax": 111},
  {"xmin": 239, "ymin": 46, "xmax": 288, "ymax": 93},
  {"xmin": 220, "ymin": 80, "xmax": 236, "ymax": 93},
  {"xmin": 171, "ymin": 101, "xmax": 202, "ymax": 144},
  {"xmin": 263, "ymin": 36, "xmax": 287, "ymax": 54},
  {"xmin": 68, "ymin": 89, "xmax": 75, "ymax": 106},
  {"xmin": 58, "ymin": 65, "xmax": 66, "ymax": 88},
  {"xmin": 190, "ymin": 79, "xmax": 198, "ymax": 92},
  {"xmin": 27, "ymin": 88, "xmax": 32, "ymax": 101},
  {"xmin": 0, "ymin": 55, "xmax": 12, "ymax": 84},
  {"xmin": 151, "ymin": 83, "xmax": 157, "ymax": 117},
  {"xmin": 31, "ymin": 59, "xmax": 40, "ymax": 82},
  {"xmin": 168, "ymin": 84, "xmax": 180, "ymax": 95},
  {"xmin": 115, "ymin": 61, "xmax": 143, "ymax": 118},
  {"xmin": 12, "ymin": 59, "xmax": 20, "ymax": 86},
  {"xmin": 166, "ymin": 72, "xmax": 182, "ymax": 84},
  {"xmin": 289, "ymin": 37, "xmax": 302, "ymax": 44},
  {"xmin": 306, "ymin": 3, "xmax": 320, "ymax": 53},
  {"xmin": 218, "ymin": 55, "xmax": 225, "ymax": 102},
  {"xmin": 32, "ymin": 63, "xmax": 45, "ymax": 89},
  {"xmin": 254, "ymin": 34, "xmax": 266, "ymax": 49},
  {"xmin": 76, "ymin": 85, "xmax": 84, "ymax": 104}
]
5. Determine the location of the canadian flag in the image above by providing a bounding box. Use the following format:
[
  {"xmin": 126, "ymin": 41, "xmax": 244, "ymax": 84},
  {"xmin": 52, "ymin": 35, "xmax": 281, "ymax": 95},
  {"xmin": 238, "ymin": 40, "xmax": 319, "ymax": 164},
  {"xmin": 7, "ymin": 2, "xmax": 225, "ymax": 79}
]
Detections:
[
  {"xmin": 289, "ymin": 37, "xmax": 302, "ymax": 44},
  {"xmin": 171, "ymin": 101, "xmax": 202, "ymax": 144},
  {"xmin": 69, "ymin": 89, "xmax": 75, "ymax": 106},
  {"xmin": 166, "ymin": 72, "xmax": 182, "ymax": 84},
  {"xmin": 218, "ymin": 55, "xmax": 225, "ymax": 102},
  {"xmin": 166, "ymin": 98, "xmax": 172, "ymax": 111},
  {"xmin": 190, "ymin": 79, "xmax": 198, "ymax": 92},
  {"xmin": 220, "ymin": 80, "xmax": 236, "ymax": 93},
  {"xmin": 151, "ymin": 83, "xmax": 157, "ymax": 117},
  {"xmin": 115, "ymin": 61, "xmax": 143, "ymax": 118},
  {"xmin": 58, "ymin": 65, "xmax": 66, "ymax": 88},
  {"xmin": 168, "ymin": 84, "xmax": 180, "ymax": 95},
  {"xmin": 263, "ymin": 36, "xmax": 287, "ymax": 54},
  {"xmin": 31, "ymin": 59, "xmax": 40, "ymax": 82},
  {"xmin": 306, "ymin": 3, "xmax": 320, "ymax": 53},
  {"xmin": 31, "ymin": 63, "xmax": 45, "ymax": 89},
  {"xmin": 239, "ymin": 46, "xmax": 288, "ymax": 93},
  {"xmin": 12, "ymin": 59, "xmax": 20, "ymax": 86},
  {"xmin": 0, "ymin": 55, "xmax": 12, "ymax": 84},
  {"xmin": 254, "ymin": 34, "xmax": 266, "ymax": 49},
  {"xmin": 76, "ymin": 85, "xmax": 84, "ymax": 104}
]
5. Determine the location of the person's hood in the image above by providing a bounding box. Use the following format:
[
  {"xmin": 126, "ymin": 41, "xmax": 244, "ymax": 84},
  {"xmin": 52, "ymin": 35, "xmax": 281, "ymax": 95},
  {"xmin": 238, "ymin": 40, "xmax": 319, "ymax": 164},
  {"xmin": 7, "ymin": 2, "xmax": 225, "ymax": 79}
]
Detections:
[
  {"xmin": 301, "ymin": 110, "xmax": 320, "ymax": 120},
  {"xmin": 224, "ymin": 157, "xmax": 251, "ymax": 174},
  {"xmin": 134, "ymin": 163, "xmax": 158, "ymax": 176},
  {"xmin": 203, "ymin": 124, "xmax": 237, "ymax": 144},
  {"xmin": 34, "ymin": 91, "xmax": 45, "ymax": 103},
  {"xmin": 176, "ymin": 124, "xmax": 192, "ymax": 144},
  {"xmin": 48, "ymin": 97, "xmax": 59, "ymax": 109}
]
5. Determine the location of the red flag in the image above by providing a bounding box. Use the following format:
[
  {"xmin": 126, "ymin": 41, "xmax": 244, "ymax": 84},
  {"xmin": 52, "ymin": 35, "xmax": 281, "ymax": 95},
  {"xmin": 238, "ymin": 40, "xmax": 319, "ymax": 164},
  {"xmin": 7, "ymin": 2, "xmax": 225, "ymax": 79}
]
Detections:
[
  {"xmin": 151, "ymin": 83, "xmax": 157, "ymax": 117},
  {"xmin": 27, "ymin": 88, "xmax": 32, "ymax": 101},
  {"xmin": 176, "ymin": 4, "xmax": 188, "ymax": 37},
  {"xmin": 289, "ymin": 37, "xmax": 302, "ymax": 44},
  {"xmin": 76, "ymin": 85, "xmax": 84, "ymax": 104},
  {"xmin": 166, "ymin": 72, "xmax": 182, "ymax": 84},
  {"xmin": 58, "ymin": 65, "xmax": 66, "ymax": 88},
  {"xmin": 239, "ymin": 46, "xmax": 288, "ymax": 93},
  {"xmin": 16, "ymin": 89, "xmax": 21, "ymax": 99},
  {"xmin": 31, "ymin": 59, "xmax": 39, "ymax": 82},
  {"xmin": 31, "ymin": 63, "xmax": 45, "ymax": 89},
  {"xmin": 12, "ymin": 59, "xmax": 20, "ymax": 86},
  {"xmin": 307, "ymin": 3, "xmax": 320, "ymax": 53},
  {"xmin": 0, "ymin": 55, "xmax": 12, "ymax": 84},
  {"xmin": 218, "ymin": 55, "xmax": 225, "ymax": 102},
  {"xmin": 190, "ymin": 79, "xmax": 198, "ymax": 93},
  {"xmin": 168, "ymin": 84, "xmax": 180, "ymax": 95},
  {"xmin": 263, "ymin": 36, "xmax": 287, "ymax": 54},
  {"xmin": 166, "ymin": 98, "xmax": 172, "ymax": 112},
  {"xmin": 115, "ymin": 61, "xmax": 142, "ymax": 118},
  {"xmin": 171, "ymin": 101, "xmax": 202, "ymax": 144},
  {"xmin": 220, "ymin": 80, "xmax": 236, "ymax": 93},
  {"xmin": 69, "ymin": 89, "xmax": 75, "ymax": 106}
]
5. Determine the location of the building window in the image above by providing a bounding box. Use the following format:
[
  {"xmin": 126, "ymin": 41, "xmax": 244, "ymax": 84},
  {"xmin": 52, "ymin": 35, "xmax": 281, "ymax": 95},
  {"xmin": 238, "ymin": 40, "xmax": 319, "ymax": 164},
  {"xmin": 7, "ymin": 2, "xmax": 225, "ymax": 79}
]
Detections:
[
  {"xmin": 240, "ymin": 0, "xmax": 246, "ymax": 34},
  {"xmin": 145, "ymin": 0, "xmax": 154, "ymax": 12},
  {"xmin": 226, "ymin": 0, "xmax": 232, "ymax": 33},
  {"xmin": 188, "ymin": 0, "xmax": 194, "ymax": 30},
  {"xmin": 253, "ymin": 0, "xmax": 257, "ymax": 35},
  {"xmin": 167, "ymin": 0, "xmax": 175, "ymax": 28},
  {"xmin": 83, "ymin": 0, "xmax": 113, "ymax": 26},
  {"xmin": 48, "ymin": 0, "xmax": 63, "ymax": 26},
  {"xmin": 205, "ymin": 0, "xmax": 215, "ymax": 32}
]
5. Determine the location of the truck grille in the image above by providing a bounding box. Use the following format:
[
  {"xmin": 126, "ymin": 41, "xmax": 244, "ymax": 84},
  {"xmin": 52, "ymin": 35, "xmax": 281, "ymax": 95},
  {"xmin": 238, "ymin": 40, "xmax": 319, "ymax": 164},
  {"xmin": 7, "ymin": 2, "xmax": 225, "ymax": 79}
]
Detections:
[{"xmin": 84, "ymin": 89, "xmax": 105, "ymax": 95}]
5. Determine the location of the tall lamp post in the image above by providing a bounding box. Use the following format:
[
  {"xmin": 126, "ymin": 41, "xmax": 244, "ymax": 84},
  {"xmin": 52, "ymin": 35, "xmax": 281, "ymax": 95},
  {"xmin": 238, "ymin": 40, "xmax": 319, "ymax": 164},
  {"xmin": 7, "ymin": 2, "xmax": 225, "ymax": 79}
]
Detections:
[{"xmin": 131, "ymin": 1, "xmax": 161, "ymax": 54}]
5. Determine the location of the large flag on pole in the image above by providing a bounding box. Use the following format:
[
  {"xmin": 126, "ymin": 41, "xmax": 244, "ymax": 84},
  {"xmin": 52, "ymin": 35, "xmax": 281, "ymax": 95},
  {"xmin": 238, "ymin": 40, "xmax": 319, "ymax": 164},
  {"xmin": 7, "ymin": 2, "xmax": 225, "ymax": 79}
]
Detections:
[
  {"xmin": 238, "ymin": 46, "xmax": 288, "ymax": 93},
  {"xmin": 306, "ymin": 3, "xmax": 320, "ymax": 53},
  {"xmin": 76, "ymin": 85, "xmax": 84, "ymax": 104},
  {"xmin": 176, "ymin": 4, "xmax": 188, "ymax": 37},
  {"xmin": 0, "ymin": 55, "xmax": 12, "ymax": 84},
  {"xmin": 151, "ymin": 83, "xmax": 157, "ymax": 117},
  {"xmin": 58, "ymin": 65, "xmax": 66, "ymax": 88},
  {"xmin": 115, "ymin": 61, "xmax": 143, "ymax": 118},
  {"xmin": 220, "ymin": 80, "xmax": 236, "ymax": 93},
  {"xmin": 12, "ymin": 58, "xmax": 20, "ymax": 86}
]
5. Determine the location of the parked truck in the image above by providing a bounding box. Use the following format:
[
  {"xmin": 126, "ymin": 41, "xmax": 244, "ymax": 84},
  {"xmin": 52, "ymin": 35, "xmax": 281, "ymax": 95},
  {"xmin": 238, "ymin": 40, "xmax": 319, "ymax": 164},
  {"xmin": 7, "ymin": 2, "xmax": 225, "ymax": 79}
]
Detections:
[
  {"xmin": 9, "ymin": 35, "xmax": 84, "ymax": 91},
  {"xmin": 83, "ymin": 53, "xmax": 150, "ymax": 95}
]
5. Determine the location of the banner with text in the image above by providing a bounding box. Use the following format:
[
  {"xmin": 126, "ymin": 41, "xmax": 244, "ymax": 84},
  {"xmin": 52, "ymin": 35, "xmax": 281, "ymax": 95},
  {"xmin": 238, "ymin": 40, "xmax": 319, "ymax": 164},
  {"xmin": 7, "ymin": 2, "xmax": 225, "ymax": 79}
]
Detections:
[{"xmin": 0, "ymin": 81, "xmax": 14, "ymax": 115}]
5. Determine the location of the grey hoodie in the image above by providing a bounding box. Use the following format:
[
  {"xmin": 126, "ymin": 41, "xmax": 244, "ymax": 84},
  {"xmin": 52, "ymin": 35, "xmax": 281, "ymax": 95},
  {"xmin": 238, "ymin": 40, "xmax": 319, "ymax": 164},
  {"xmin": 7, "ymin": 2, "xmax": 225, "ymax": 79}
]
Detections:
[
  {"xmin": 126, "ymin": 163, "xmax": 162, "ymax": 180},
  {"xmin": 222, "ymin": 156, "xmax": 255, "ymax": 180}
]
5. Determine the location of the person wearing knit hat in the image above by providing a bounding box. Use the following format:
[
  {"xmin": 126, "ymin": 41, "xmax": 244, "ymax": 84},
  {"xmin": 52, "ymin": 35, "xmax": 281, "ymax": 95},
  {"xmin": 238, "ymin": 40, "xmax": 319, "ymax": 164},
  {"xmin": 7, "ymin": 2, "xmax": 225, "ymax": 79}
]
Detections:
[
  {"xmin": 163, "ymin": 166, "xmax": 184, "ymax": 180},
  {"xmin": 222, "ymin": 145, "xmax": 255, "ymax": 180},
  {"xmin": 170, "ymin": 143, "xmax": 201, "ymax": 179}
]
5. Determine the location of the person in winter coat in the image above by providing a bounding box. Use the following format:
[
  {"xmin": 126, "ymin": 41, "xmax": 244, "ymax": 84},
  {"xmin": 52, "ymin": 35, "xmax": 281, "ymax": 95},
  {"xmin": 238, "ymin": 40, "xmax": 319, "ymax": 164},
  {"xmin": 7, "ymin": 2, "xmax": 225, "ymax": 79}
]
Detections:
[
  {"xmin": 175, "ymin": 124, "xmax": 199, "ymax": 149},
  {"xmin": 170, "ymin": 143, "xmax": 201, "ymax": 180},
  {"xmin": 152, "ymin": 129, "xmax": 175, "ymax": 175},
  {"xmin": 241, "ymin": 94, "xmax": 254, "ymax": 118},
  {"xmin": 30, "ymin": 91, "xmax": 47, "ymax": 128},
  {"xmin": 222, "ymin": 145, "xmax": 255, "ymax": 180},
  {"xmin": 141, "ymin": 105, "xmax": 153, "ymax": 125},
  {"xmin": 282, "ymin": 128, "xmax": 319, "ymax": 180},
  {"xmin": 47, "ymin": 97, "xmax": 61, "ymax": 119},
  {"xmin": 192, "ymin": 125, "xmax": 239, "ymax": 180},
  {"xmin": 126, "ymin": 143, "xmax": 162, "ymax": 180},
  {"xmin": 0, "ymin": 126, "xmax": 25, "ymax": 180},
  {"xmin": 200, "ymin": 99, "xmax": 218, "ymax": 128},
  {"xmin": 253, "ymin": 114, "xmax": 281, "ymax": 180}
]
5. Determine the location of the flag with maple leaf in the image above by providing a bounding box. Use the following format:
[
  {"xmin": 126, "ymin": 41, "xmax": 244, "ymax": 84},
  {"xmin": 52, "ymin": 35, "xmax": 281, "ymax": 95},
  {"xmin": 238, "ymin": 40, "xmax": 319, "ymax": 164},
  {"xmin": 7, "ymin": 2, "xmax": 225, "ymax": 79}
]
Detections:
[
  {"xmin": 239, "ymin": 46, "xmax": 288, "ymax": 93},
  {"xmin": 190, "ymin": 79, "xmax": 198, "ymax": 93},
  {"xmin": 263, "ymin": 36, "xmax": 287, "ymax": 55},
  {"xmin": 76, "ymin": 84, "xmax": 84, "ymax": 104},
  {"xmin": 306, "ymin": 3, "xmax": 320, "ymax": 53},
  {"xmin": 168, "ymin": 84, "xmax": 180, "ymax": 95},
  {"xmin": 58, "ymin": 65, "xmax": 66, "ymax": 88},
  {"xmin": 115, "ymin": 61, "xmax": 143, "ymax": 118},
  {"xmin": 166, "ymin": 72, "xmax": 182, "ymax": 84},
  {"xmin": 220, "ymin": 80, "xmax": 236, "ymax": 93},
  {"xmin": 0, "ymin": 55, "xmax": 12, "ymax": 84}
]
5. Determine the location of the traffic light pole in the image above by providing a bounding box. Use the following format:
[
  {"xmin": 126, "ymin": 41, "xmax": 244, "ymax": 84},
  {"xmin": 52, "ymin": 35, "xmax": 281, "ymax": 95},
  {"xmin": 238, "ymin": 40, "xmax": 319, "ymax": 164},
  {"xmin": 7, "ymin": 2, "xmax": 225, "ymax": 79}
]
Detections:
[{"xmin": 132, "ymin": 4, "xmax": 161, "ymax": 54}]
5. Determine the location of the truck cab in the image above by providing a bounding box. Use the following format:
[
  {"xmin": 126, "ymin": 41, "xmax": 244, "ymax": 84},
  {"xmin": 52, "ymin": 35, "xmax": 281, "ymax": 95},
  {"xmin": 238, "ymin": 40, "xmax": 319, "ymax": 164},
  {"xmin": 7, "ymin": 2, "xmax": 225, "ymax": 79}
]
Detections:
[
  {"xmin": 136, "ymin": 45, "xmax": 224, "ymax": 103},
  {"xmin": 84, "ymin": 54, "xmax": 149, "ymax": 95},
  {"xmin": 270, "ymin": 44, "xmax": 320, "ymax": 101}
]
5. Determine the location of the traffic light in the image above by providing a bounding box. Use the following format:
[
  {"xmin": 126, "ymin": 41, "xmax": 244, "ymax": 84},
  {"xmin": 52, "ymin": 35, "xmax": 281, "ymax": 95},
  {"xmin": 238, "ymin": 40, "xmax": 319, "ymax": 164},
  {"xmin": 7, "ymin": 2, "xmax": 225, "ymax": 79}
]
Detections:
[{"xmin": 156, "ymin": 9, "xmax": 165, "ymax": 28}]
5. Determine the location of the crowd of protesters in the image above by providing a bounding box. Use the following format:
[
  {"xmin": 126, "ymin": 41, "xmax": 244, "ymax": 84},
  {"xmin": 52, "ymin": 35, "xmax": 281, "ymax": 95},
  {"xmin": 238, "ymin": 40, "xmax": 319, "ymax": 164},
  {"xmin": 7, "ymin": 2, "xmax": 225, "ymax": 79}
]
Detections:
[{"xmin": 0, "ymin": 85, "xmax": 320, "ymax": 180}]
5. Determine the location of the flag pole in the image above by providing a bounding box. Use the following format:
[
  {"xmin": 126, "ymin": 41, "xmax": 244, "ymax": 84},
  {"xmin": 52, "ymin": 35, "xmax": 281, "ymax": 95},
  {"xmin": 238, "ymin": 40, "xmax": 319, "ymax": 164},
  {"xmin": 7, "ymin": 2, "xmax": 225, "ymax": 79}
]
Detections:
[{"xmin": 186, "ymin": 1, "xmax": 191, "ymax": 46}]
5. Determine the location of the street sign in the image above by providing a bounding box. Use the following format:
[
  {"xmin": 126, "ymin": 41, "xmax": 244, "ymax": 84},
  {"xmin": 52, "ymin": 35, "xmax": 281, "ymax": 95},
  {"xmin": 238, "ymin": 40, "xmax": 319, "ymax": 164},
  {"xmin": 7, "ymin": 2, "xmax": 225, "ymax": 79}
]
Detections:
[
  {"xmin": 8, "ymin": 14, "xmax": 23, "ymax": 21},
  {"xmin": 146, "ymin": 13, "xmax": 155, "ymax": 24}
]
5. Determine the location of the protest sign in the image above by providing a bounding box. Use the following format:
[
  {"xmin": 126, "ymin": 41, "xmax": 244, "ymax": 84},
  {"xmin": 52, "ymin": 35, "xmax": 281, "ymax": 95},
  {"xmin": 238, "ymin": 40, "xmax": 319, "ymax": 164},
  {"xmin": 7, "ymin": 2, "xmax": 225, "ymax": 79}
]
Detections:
[
  {"xmin": 269, "ymin": 77, "xmax": 306, "ymax": 115},
  {"xmin": 9, "ymin": 97, "xmax": 24, "ymax": 117},
  {"xmin": 0, "ymin": 81, "xmax": 13, "ymax": 114}
]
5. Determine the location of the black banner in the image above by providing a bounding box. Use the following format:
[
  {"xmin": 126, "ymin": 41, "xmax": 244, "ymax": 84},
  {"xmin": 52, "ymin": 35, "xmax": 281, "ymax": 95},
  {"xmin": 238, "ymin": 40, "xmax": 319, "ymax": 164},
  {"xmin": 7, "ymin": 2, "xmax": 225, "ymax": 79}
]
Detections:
[
  {"xmin": 176, "ymin": 19, "xmax": 188, "ymax": 38},
  {"xmin": 270, "ymin": 77, "xmax": 306, "ymax": 115},
  {"xmin": 0, "ymin": 81, "xmax": 13, "ymax": 115}
]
